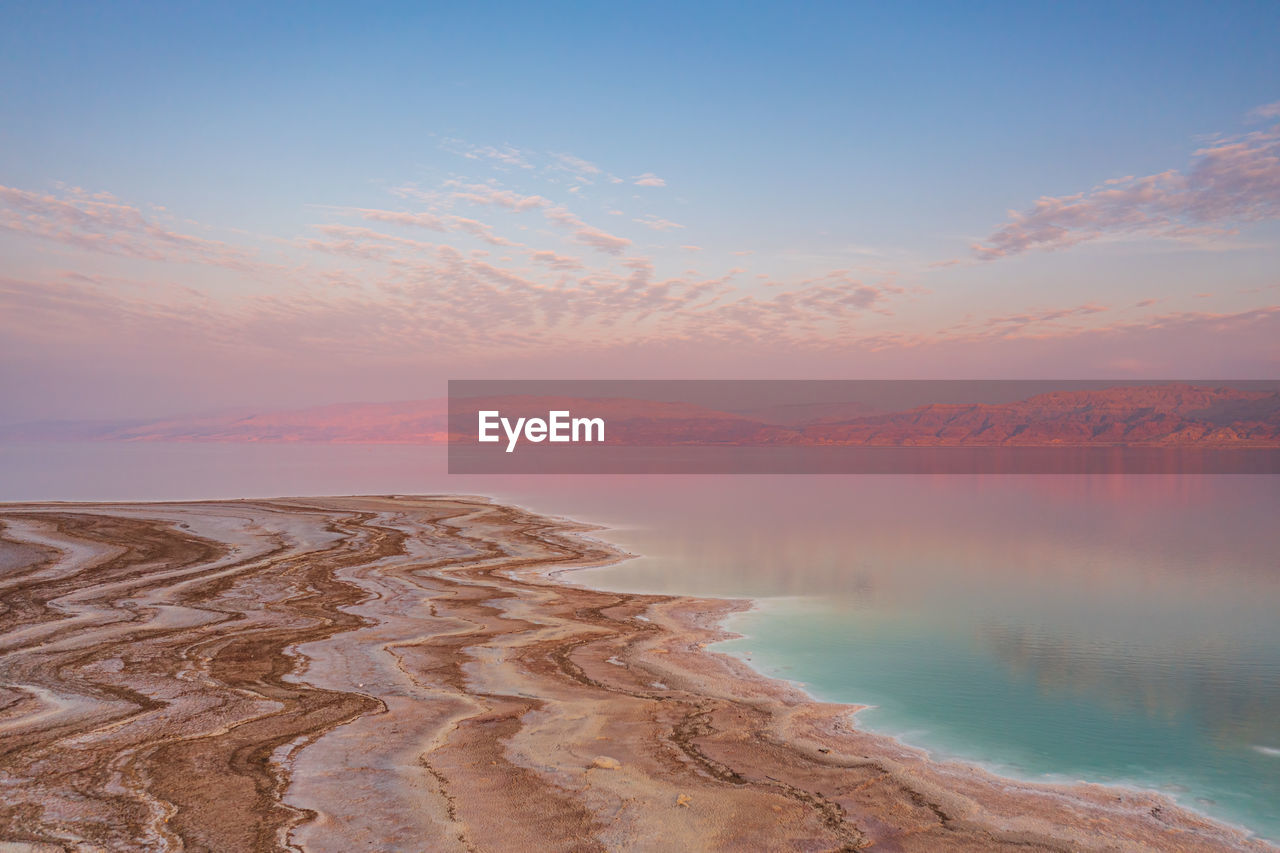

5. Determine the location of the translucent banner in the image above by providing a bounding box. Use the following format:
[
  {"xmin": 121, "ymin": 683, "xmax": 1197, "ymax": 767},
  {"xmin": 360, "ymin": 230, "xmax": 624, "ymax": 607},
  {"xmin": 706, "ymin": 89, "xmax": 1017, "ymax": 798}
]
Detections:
[{"xmin": 447, "ymin": 380, "xmax": 1280, "ymax": 474}]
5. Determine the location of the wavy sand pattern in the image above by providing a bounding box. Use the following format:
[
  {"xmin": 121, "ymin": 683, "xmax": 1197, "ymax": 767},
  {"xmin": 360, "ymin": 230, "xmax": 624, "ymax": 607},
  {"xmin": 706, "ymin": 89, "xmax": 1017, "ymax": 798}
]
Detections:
[{"xmin": 0, "ymin": 496, "xmax": 1270, "ymax": 852}]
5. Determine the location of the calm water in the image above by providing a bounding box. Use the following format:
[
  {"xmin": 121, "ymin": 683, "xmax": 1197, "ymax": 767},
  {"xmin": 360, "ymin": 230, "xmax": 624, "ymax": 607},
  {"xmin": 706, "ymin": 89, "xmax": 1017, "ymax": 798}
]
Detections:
[{"xmin": 2, "ymin": 442, "xmax": 1278, "ymax": 840}]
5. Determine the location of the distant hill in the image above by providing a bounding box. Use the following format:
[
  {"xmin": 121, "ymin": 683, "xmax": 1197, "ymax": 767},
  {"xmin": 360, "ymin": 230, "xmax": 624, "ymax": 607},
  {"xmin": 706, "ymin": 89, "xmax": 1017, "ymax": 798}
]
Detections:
[
  {"xmin": 3, "ymin": 384, "xmax": 1277, "ymax": 447},
  {"xmin": 725, "ymin": 400, "xmax": 883, "ymax": 426},
  {"xmin": 0, "ymin": 401, "xmax": 451, "ymax": 444},
  {"xmin": 789, "ymin": 384, "xmax": 1280, "ymax": 447}
]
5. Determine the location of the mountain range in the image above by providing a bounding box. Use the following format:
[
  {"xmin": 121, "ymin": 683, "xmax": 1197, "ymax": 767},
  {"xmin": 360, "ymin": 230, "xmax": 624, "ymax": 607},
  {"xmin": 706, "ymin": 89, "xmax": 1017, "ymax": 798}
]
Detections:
[{"xmin": 4, "ymin": 384, "xmax": 1278, "ymax": 447}]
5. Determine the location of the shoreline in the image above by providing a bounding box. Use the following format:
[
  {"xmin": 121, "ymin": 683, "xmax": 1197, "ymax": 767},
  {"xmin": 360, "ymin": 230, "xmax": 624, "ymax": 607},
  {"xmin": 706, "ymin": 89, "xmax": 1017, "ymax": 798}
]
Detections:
[
  {"xmin": 702, "ymin": 600, "xmax": 1273, "ymax": 844},
  {"xmin": 519, "ymin": 515, "xmax": 1275, "ymax": 851},
  {"xmin": 0, "ymin": 495, "xmax": 1272, "ymax": 851},
  {"xmin": 708, "ymin": 604, "xmax": 1272, "ymax": 846},
  {"xmin": 529, "ymin": 504, "xmax": 1274, "ymax": 846}
]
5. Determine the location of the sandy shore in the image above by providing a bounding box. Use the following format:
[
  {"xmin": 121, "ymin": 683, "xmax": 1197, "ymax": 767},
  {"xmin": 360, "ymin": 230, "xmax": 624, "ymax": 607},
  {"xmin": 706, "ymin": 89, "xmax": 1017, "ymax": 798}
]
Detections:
[{"xmin": 0, "ymin": 495, "xmax": 1271, "ymax": 852}]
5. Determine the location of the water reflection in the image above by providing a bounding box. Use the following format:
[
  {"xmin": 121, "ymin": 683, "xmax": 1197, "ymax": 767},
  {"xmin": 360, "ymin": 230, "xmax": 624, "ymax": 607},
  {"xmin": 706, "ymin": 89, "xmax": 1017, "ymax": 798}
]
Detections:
[
  {"xmin": 2, "ymin": 442, "xmax": 1277, "ymax": 837},
  {"xmin": 555, "ymin": 474, "xmax": 1279, "ymax": 839}
]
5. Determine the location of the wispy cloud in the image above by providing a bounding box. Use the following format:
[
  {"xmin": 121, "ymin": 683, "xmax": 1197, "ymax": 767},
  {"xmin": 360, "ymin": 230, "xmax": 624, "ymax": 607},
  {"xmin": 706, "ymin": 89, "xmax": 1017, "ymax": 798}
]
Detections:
[
  {"xmin": 972, "ymin": 126, "xmax": 1280, "ymax": 260},
  {"xmin": 300, "ymin": 224, "xmax": 437, "ymax": 261},
  {"xmin": 439, "ymin": 138, "xmax": 533, "ymax": 169},
  {"xmin": 352, "ymin": 207, "xmax": 520, "ymax": 247},
  {"xmin": 7, "ymin": 150, "xmax": 1275, "ymax": 422},
  {"xmin": 529, "ymin": 249, "xmax": 583, "ymax": 270},
  {"xmin": 437, "ymin": 138, "xmax": 660, "ymax": 193},
  {"xmin": 570, "ymin": 224, "xmax": 632, "ymax": 255},
  {"xmin": 393, "ymin": 180, "xmax": 636, "ymax": 255},
  {"xmin": 543, "ymin": 205, "xmax": 632, "ymax": 255},
  {"xmin": 550, "ymin": 152, "xmax": 605, "ymax": 183},
  {"xmin": 356, "ymin": 208, "xmax": 451, "ymax": 232},
  {"xmin": 0, "ymin": 185, "xmax": 261, "ymax": 270},
  {"xmin": 426, "ymin": 182, "xmax": 551, "ymax": 212},
  {"xmin": 975, "ymin": 303, "xmax": 1109, "ymax": 337},
  {"xmin": 1249, "ymin": 100, "xmax": 1280, "ymax": 121},
  {"xmin": 449, "ymin": 216, "xmax": 518, "ymax": 247},
  {"xmin": 633, "ymin": 214, "xmax": 684, "ymax": 231}
]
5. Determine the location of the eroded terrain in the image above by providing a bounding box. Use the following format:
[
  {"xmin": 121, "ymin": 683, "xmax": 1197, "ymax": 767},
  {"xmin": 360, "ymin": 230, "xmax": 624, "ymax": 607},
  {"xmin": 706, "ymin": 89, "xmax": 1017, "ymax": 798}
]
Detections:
[{"xmin": 0, "ymin": 497, "xmax": 1268, "ymax": 852}]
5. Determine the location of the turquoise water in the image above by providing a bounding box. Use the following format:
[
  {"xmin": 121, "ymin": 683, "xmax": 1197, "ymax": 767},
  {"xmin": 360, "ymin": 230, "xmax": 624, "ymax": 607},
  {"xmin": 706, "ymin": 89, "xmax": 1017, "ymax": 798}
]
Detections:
[
  {"xmin": 718, "ymin": 601, "xmax": 1278, "ymax": 839},
  {"xmin": 3, "ymin": 444, "xmax": 1277, "ymax": 841},
  {"xmin": 563, "ymin": 475, "xmax": 1280, "ymax": 843}
]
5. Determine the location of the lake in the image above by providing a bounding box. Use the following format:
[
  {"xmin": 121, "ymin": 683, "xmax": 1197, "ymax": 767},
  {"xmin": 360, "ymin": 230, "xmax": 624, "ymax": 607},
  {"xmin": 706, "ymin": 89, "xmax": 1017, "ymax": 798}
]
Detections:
[{"xmin": 2, "ymin": 441, "xmax": 1277, "ymax": 841}]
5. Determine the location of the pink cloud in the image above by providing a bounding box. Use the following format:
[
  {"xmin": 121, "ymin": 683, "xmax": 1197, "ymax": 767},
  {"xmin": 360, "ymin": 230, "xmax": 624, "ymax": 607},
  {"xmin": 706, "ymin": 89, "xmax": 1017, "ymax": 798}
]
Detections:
[
  {"xmin": 439, "ymin": 139, "xmax": 533, "ymax": 169},
  {"xmin": 529, "ymin": 250, "xmax": 584, "ymax": 270},
  {"xmin": 356, "ymin": 208, "xmax": 450, "ymax": 232},
  {"xmin": 975, "ymin": 303, "xmax": 1110, "ymax": 337},
  {"xmin": 448, "ymin": 216, "xmax": 519, "ymax": 247},
  {"xmin": 0, "ymin": 185, "xmax": 260, "ymax": 270},
  {"xmin": 634, "ymin": 215, "xmax": 684, "ymax": 231},
  {"xmin": 354, "ymin": 207, "xmax": 520, "ymax": 247},
  {"xmin": 633, "ymin": 173, "xmax": 666, "ymax": 187},
  {"xmin": 395, "ymin": 182, "xmax": 633, "ymax": 256},
  {"xmin": 543, "ymin": 205, "xmax": 632, "ymax": 255},
  {"xmin": 571, "ymin": 224, "xmax": 631, "ymax": 254},
  {"xmin": 4, "ymin": 261, "xmax": 1277, "ymax": 423},
  {"xmin": 5, "ymin": 169, "xmax": 1276, "ymax": 425},
  {"xmin": 431, "ymin": 183, "xmax": 551, "ymax": 212},
  {"xmin": 551, "ymin": 153, "xmax": 603, "ymax": 181},
  {"xmin": 1249, "ymin": 101, "xmax": 1280, "ymax": 121},
  {"xmin": 301, "ymin": 224, "xmax": 437, "ymax": 261},
  {"xmin": 973, "ymin": 127, "xmax": 1280, "ymax": 260}
]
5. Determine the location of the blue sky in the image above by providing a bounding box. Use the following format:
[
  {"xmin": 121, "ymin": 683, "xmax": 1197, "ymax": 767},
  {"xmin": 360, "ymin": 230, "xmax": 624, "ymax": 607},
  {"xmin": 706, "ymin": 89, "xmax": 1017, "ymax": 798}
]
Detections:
[
  {"xmin": 5, "ymin": 1, "xmax": 1276, "ymax": 234},
  {"xmin": 1, "ymin": 1, "xmax": 1278, "ymax": 419}
]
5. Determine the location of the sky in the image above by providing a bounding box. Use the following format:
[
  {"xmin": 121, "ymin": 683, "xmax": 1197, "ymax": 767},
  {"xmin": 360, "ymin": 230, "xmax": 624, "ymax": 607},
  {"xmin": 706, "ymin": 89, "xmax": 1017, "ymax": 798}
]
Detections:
[{"xmin": 1, "ymin": 1, "xmax": 1278, "ymax": 422}]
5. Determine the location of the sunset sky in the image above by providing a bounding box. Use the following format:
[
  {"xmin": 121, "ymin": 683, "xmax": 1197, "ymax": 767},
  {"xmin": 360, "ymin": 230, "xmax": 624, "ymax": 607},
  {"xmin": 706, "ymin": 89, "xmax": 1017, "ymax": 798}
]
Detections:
[{"xmin": 2, "ymin": 1, "xmax": 1278, "ymax": 422}]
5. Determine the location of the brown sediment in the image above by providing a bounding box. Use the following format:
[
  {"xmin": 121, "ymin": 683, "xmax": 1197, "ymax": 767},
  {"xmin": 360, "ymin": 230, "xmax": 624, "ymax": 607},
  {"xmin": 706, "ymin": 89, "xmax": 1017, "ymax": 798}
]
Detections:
[{"xmin": 0, "ymin": 496, "xmax": 1271, "ymax": 852}]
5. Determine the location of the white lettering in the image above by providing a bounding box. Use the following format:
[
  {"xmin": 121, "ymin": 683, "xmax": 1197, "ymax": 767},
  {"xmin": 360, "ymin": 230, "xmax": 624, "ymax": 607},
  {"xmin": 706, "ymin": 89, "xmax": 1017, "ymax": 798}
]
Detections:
[
  {"xmin": 572, "ymin": 416, "xmax": 605, "ymax": 442},
  {"xmin": 502, "ymin": 416, "xmax": 526, "ymax": 453},
  {"xmin": 479, "ymin": 411, "xmax": 605, "ymax": 452},
  {"xmin": 478, "ymin": 411, "xmax": 500, "ymax": 442},
  {"xmin": 549, "ymin": 410, "xmax": 570, "ymax": 442}
]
